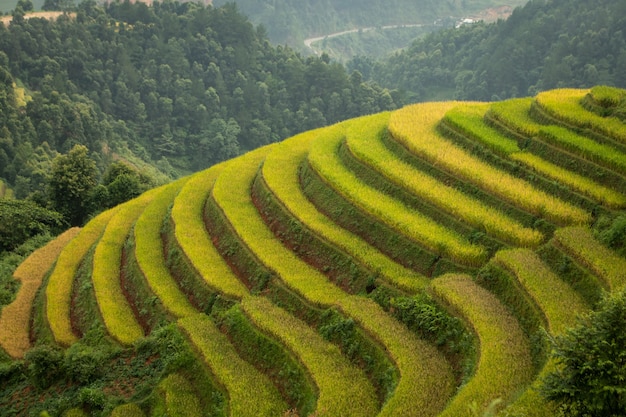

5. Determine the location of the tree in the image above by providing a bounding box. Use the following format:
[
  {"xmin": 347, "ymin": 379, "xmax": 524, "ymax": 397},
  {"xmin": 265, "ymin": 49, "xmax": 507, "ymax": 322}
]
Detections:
[
  {"xmin": 48, "ymin": 145, "xmax": 97, "ymax": 226},
  {"xmin": 541, "ymin": 290, "xmax": 626, "ymax": 416},
  {"xmin": 0, "ymin": 199, "xmax": 65, "ymax": 252}
]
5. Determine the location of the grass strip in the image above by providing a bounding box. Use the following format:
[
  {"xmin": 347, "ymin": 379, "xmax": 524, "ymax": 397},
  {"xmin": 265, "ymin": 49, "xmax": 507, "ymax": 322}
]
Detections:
[
  {"xmin": 262, "ymin": 128, "xmax": 428, "ymax": 293},
  {"xmin": 308, "ymin": 116, "xmax": 487, "ymax": 267},
  {"xmin": 134, "ymin": 178, "xmax": 197, "ymax": 318},
  {"xmin": 92, "ymin": 188, "xmax": 161, "ymax": 345},
  {"xmin": 431, "ymin": 274, "xmax": 534, "ymax": 416},
  {"xmin": 242, "ymin": 296, "xmax": 378, "ymax": 417},
  {"xmin": 158, "ymin": 373, "xmax": 203, "ymax": 417},
  {"xmin": 534, "ymin": 88, "xmax": 626, "ymax": 144},
  {"xmin": 346, "ymin": 108, "xmax": 542, "ymax": 248},
  {"xmin": 0, "ymin": 227, "xmax": 80, "ymax": 357},
  {"xmin": 510, "ymin": 152, "xmax": 626, "ymax": 208},
  {"xmin": 46, "ymin": 208, "xmax": 118, "ymax": 346},
  {"xmin": 212, "ymin": 145, "xmax": 456, "ymax": 417},
  {"xmin": 389, "ymin": 102, "xmax": 591, "ymax": 226},
  {"xmin": 493, "ymin": 249, "xmax": 589, "ymax": 417},
  {"xmin": 553, "ymin": 226, "xmax": 626, "ymax": 291},
  {"xmin": 178, "ymin": 312, "xmax": 287, "ymax": 417},
  {"xmin": 171, "ymin": 164, "xmax": 248, "ymax": 300}
]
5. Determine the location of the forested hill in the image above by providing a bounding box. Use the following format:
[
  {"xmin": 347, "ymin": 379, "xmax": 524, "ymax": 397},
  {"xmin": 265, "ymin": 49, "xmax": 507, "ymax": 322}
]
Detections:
[
  {"xmin": 365, "ymin": 0, "xmax": 626, "ymax": 102},
  {"xmin": 211, "ymin": 0, "xmax": 527, "ymax": 51},
  {"xmin": 0, "ymin": 0, "xmax": 399, "ymax": 201}
]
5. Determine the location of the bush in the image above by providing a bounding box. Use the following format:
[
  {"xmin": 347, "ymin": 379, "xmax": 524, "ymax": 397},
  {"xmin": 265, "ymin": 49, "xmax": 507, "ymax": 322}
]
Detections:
[
  {"xmin": 541, "ymin": 291, "xmax": 626, "ymax": 416},
  {"xmin": 24, "ymin": 344, "xmax": 65, "ymax": 389},
  {"xmin": 64, "ymin": 344, "xmax": 103, "ymax": 384}
]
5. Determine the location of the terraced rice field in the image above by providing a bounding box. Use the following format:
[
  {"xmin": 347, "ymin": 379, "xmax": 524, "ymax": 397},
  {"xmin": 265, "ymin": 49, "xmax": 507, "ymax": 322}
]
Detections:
[{"xmin": 2, "ymin": 87, "xmax": 626, "ymax": 416}]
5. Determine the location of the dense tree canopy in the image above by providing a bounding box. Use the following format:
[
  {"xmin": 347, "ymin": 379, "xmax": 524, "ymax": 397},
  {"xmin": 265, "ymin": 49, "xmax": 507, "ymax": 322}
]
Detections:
[
  {"xmin": 365, "ymin": 0, "xmax": 626, "ymax": 102},
  {"xmin": 0, "ymin": 0, "xmax": 400, "ymax": 194}
]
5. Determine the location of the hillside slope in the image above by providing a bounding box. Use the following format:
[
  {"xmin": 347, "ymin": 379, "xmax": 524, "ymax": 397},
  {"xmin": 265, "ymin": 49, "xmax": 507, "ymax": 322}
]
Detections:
[
  {"xmin": 211, "ymin": 0, "xmax": 528, "ymax": 51},
  {"xmin": 1, "ymin": 86, "xmax": 626, "ymax": 416},
  {"xmin": 368, "ymin": 0, "xmax": 626, "ymax": 102}
]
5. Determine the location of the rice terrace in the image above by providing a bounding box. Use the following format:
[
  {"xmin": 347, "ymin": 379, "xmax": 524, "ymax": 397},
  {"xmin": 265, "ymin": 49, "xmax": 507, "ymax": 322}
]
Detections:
[{"xmin": 2, "ymin": 85, "xmax": 626, "ymax": 416}]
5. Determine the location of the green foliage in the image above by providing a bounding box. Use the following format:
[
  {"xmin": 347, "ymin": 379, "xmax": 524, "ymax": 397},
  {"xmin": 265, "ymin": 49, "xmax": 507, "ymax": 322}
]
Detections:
[
  {"xmin": 217, "ymin": 304, "xmax": 316, "ymax": 415},
  {"xmin": 541, "ymin": 291, "xmax": 626, "ymax": 416},
  {"xmin": 0, "ymin": 199, "xmax": 64, "ymax": 252},
  {"xmin": 64, "ymin": 343, "xmax": 103, "ymax": 384},
  {"xmin": 369, "ymin": 0, "xmax": 626, "ymax": 102},
  {"xmin": 24, "ymin": 344, "xmax": 64, "ymax": 389},
  {"xmin": 48, "ymin": 145, "xmax": 98, "ymax": 226}
]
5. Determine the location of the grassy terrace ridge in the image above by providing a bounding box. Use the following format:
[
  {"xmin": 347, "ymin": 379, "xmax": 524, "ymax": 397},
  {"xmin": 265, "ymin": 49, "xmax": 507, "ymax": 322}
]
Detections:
[
  {"xmin": 211, "ymin": 145, "xmax": 456, "ymax": 417},
  {"xmin": 430, "ymin": 274, "xmax": 534, "ymax": 416},
  {"xmin": 492, "ymin": 249, "xmax": 589, "ymax": 417},
  {"xmin": 155, "ymin": 372, "xmax": 203, "ymax": 417},
  {"xmin": 92, "ymin": 187, "xmax": 162, "ymax": 345},
  {"xmin": 553, "ymin": 226, "xmax": 626, "ymax": 292},
  {"xmin": 486, "ymin": 97, "xmax": 626, "ymax": 191},
  {"xmin": 171, "ymin": 163, "xmax": 248, "ymax": 300},
  {"xmin": 308, "ymin": 116, "xmax": 487, "ymax": 267},
  {"xmin": 389, "ymin": 102, "xmax": 591, "ymax": 226},
  {"xmin": 178, "ymin": 313, "xmax": 287, "ymax": 417},
  {"xmin": 509, "ymin": 152, "xmax": 626, "ymax": 208},
  {"xmin": 346, "ymin": 107, "xmax": 542, "ymax": 248},
  {"xmin": 441, "ymin": 103, "xmax": 521, "ymax": 155},
  {"xmin": 441, "ymin": 101, "xmax": 626, "ymax": 208},
  {"xmin": 46, "ymin": 207, "xmax": 119, "ymax": 346},
  {"xmin": 241, "ymin": 296, "xmax": 379, "ymax": 417},
  {"xmin": 261, "ymin": 128, "xmax": 428, "ymax": 294},
  {"xmin": 492, "ymin": 249, "xmax": 588, "ymax": 335},
  {"xmin": 534, "ymin": 88, "xmax": 626, "ymax": 144},
  {"xmin": 134, "ymin": 178, "xmax": 197, "ymax": 318},
  {"xmin": 587, "ymin": 85, "xmax": 626, "ymax": 109},
  {"xmin": 0, "ymin": 227, "xmax": 80, "ymax": 358}
]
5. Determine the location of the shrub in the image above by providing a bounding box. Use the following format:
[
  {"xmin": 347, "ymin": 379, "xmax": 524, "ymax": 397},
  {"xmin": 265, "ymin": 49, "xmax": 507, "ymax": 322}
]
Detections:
[
  {"xmin": 24, "ymin": 344, "xmax": 65, "ymax": 389},
  {"xmin": 541, "ymin": 290, "xmax": 626, "ymax": 416}
]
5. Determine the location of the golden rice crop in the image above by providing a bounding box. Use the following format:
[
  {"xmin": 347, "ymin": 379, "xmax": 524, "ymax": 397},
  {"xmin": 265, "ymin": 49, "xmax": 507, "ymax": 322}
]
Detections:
[
  {"xmin": 487, "ymin": 97, "xmax": 539, "ymax": 138},
  {"xmin": 510, "ymin": 152, "xmax": 626, "ymax": 208},
  {"xmin": 242, "ymin": 296, "xmax": 379, "ymax": 417},
  {"xmin": 535, "ymin": 88, "xmax": 626, "ymax": 144},
  {"xmin": 178, "ymin": 312, "xmax": 288, "ymax": 417},
  {"xmin": 589, "ymin": 85, "xmax": 625, "ymax": 107},
  {"xmin": 158, "ymin": 373, "xmax": 203, "ymax": 417},
  {"xmin": 92, "ymin": 188, "xmax": 161, "ymax": 345},
  {"xmin": 389, "ymin": 103, "xmax": 591, "ymax": 225},
  {"xmin": 0, "ymin": 227, "xmax": 80, "ymax": 358},
  {"xmin": 431, "ymin": 274, "xmax": 534, "ymax": 416},
  {"xmin": 493, "ymin": 249, "xmax": 589, "ymax": 417},
  {"xmin": 442, "ymin": 103, "xmax": 520, "ymax": 154},
  {"xmin": 171, "ymin": 164, "xmax": 248, "ymax": 300},
  {"xmin": 554, "ymin": 226, "xmax": 626, "ymax": 291},
  {"xmin": 134, "ymin": 179, "xmax": 197, "ymax": 318},
  {"xmin": 346, "ymin": 110, "xmax": 543, "ymax": 248},
  {"xmin": 539, "ymin": 125, "xmax": 626, "ymax": 175},
  {"xmin": 46, "ymin": 208, "xmax": 118, "ymax": 346},
  {"xmin": 262, "ymin": 128, "xmax": 429, "ymax": 293},
  {"xmin": 109, "ymin": 403, "xmax": 145, "ymax": 417},
  {"xmin": 213, "ymin": 145, "xmax": 456, "ymax": 417},
  {"xmin": 308, "ymin": 117, "xmax": 487, "ymax": 267},
  {"xmin": 493, "ymin": 249, "xmax": 588, "ymax": 334}
]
